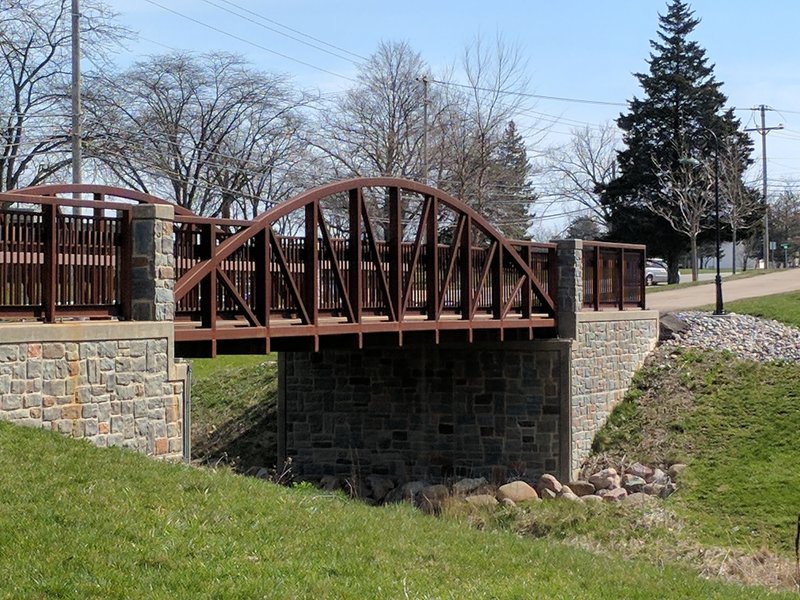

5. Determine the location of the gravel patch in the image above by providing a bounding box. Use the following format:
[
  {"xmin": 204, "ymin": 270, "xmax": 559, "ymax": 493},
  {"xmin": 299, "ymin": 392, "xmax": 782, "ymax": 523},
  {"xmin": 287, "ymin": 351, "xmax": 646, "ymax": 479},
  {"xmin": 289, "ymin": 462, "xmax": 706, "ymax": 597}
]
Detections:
[{"xmin": 665, "ymin": 311, "xmax": 800, "ymax": 363}]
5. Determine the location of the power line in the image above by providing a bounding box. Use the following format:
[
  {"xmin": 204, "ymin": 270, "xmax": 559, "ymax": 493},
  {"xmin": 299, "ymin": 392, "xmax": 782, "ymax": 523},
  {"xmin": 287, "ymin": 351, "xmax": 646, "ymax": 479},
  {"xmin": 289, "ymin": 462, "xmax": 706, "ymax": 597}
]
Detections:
[
  {"xmin": 141, "ymin": 0, "xmax": 356, "ymax": 83},
  {"xmin": 200, "ymin": 0, "xmax": 363, "ymax": 65},
  {"xmin": 430, "ymin": 79, "xmax": 626, "ymax": 107}
]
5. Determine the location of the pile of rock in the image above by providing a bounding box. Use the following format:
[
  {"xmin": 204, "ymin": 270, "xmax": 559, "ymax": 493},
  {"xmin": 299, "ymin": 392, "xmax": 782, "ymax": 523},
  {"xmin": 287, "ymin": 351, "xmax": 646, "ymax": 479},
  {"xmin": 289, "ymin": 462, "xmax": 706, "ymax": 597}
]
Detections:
[
  {"xmin": 664, "ymin": 311, "xmax": 800, "ymax": 363},
  {"xmin": 302, "ymin": 461, "xmax": 686, "ymax": 511}
]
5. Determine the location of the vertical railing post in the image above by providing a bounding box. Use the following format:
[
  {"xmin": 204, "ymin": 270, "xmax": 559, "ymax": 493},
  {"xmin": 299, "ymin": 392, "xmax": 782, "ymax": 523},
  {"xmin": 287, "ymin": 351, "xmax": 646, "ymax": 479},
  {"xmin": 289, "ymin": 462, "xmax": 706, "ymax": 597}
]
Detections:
[
  {"xmin": 304, "ymin": 203, "xmax": 318, "ymax": 325},
  {"xmin": 460, "ymin": 216, "xmax": 472, "ymax": 320},
  {"xmin": 388, "ymin": 186, "xmax": 402, "ymax": 321},
  {"xmin": 254, "ymin": 227, "xmax": 270, "ymax": 328},
  {"xmin": 593, "ymin": 245, "xmax": 601, "ymax": 311},
  {"xmin": 520, "ymin": 243, "xmax": 531, "ymax": 318},
  {"xmin": 348, "ymin": 189, "xmax": 362, "ymax": 322},
  {"xmin": 41, "ymin": 203, "xmax": 57, "ymax": 322},
  {"xmin": 618, "ymin": 248, "xmax": 625, "ymax": 310},
  {"xmin": 491, "ymin": 243, "xmax": 503, "ymax": 319},
  {"xmin": 425, "ymin": 195, "xmax": 439, "ymax": 320},
  {"xmin": 548, "ymin": 245, "xmax": 558, "ymax": 315},
  {"xmin": 640, "ymin": 249, "xmax": 647, "ymax": 309},
  {"xmin": 119, "ymin": 209, "xmax": 133, "ymax": 320}
]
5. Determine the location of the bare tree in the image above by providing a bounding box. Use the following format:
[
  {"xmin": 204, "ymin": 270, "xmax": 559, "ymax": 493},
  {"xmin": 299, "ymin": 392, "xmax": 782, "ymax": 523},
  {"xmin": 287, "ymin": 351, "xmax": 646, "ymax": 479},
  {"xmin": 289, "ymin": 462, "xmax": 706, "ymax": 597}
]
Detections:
[
  {"xmin": 718, "ymin": 145, "xmax": 761, "ymax": 273},
  {"xmin": 0, "ymin": 0, "xmax": 123, "ymax": 192},
  {"xmin": 84, "ymin": 51, "xmax": 308, "ymax": 216},
  {"xmin": 311, "ymin": 40, "xmax": 430, "ymax": 180},
  {"xmin": 649, "ymin": 143, "xmax": 715, "ymax": 281},
  {"xmin": 542, "ymin": 123, "xmax": 619, "ymax": 229}
]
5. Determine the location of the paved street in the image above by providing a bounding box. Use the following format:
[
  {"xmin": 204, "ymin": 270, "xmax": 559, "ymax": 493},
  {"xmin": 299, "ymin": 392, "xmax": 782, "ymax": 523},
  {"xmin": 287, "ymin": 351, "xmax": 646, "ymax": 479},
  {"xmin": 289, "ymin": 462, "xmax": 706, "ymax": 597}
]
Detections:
[{"xmin": 646, "ymin": 269, "xmax": 800, "ymax": 313}]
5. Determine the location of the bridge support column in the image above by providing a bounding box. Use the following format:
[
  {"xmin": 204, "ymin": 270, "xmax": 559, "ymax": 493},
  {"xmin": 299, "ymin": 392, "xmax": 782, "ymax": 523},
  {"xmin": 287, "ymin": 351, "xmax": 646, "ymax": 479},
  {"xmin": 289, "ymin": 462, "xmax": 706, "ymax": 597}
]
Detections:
[
  {"xmin": 556, "ymin": 239, "xmax": 660, "ymax": 478},
  {"xmin": 130, "ymin": 203, "xmax": 175, "ymax": 322}
]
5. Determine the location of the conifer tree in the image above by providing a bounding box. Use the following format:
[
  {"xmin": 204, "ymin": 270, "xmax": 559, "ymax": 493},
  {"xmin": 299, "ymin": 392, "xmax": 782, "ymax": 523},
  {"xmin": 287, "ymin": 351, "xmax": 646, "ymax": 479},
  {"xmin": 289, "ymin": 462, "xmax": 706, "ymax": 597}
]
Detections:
[
  {"xmin": 485, "ymin": 120, "xmax": 535, "ymax": 239},
  {"xmin": 602, "ymin": 0, "xmax": 752, "ymax": 281}
]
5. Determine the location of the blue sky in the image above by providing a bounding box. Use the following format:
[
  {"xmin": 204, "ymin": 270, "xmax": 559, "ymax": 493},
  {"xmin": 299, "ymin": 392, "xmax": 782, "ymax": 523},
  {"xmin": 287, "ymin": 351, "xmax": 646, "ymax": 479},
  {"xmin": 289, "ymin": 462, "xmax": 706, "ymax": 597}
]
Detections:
[{"xmin": 112, "ymin": 1, "xmax": 800, "ymax": 205}]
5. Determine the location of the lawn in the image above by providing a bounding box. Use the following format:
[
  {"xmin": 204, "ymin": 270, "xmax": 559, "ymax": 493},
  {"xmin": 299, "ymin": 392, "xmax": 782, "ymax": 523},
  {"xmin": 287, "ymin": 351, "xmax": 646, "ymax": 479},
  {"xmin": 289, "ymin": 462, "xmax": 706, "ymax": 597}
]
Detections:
[
  {"xmin": 717, "ymin": 290, "xmax": 800, "ymax": 328},
  {"xmin": 0, "ymin": 422, "xmax": 788, "ymax": 599},
  {"xmin": 648, "ymin": 268, "xmax": 777, "ymax": 293}
]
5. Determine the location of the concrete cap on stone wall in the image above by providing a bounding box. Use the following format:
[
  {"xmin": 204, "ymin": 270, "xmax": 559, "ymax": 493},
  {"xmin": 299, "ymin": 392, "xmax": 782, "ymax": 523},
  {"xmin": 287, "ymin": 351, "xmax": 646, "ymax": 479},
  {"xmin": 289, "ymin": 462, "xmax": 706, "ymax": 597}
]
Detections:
[{"xmin": 131, "ymin": 203, "xmax": 175, "ymax": 221}]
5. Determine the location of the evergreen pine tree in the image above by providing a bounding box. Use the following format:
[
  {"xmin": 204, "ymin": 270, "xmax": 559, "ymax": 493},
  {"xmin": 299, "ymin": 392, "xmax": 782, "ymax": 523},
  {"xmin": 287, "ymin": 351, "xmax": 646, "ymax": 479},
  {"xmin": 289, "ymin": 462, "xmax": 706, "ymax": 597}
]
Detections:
[
  {"xmin": 487, "ymin": 120, "xmax": 536, "ymax": 239},
  {"xmin": 602, "ymin": 0, "xmax": 752, "ymax": 281}
]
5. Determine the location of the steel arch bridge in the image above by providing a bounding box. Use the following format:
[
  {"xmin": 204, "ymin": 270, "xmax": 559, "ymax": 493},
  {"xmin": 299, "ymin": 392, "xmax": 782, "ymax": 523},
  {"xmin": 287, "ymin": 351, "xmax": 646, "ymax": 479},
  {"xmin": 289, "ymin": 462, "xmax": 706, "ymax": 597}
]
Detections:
[
  {"xmin": 1, "ymin": 178, "xmax": 646, "ymax": 357},
  {"xmin": 170, "ymin": 177, "xmax": 558, "ymax": 355}
]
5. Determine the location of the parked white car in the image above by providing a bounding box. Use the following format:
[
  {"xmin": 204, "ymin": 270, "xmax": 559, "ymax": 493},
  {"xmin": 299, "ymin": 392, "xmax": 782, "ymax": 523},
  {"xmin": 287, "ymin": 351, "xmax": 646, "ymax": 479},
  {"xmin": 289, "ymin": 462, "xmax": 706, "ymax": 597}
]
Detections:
[{"xmin": 645, "ymin": 259, "xmax": 670, "ymax": 285}]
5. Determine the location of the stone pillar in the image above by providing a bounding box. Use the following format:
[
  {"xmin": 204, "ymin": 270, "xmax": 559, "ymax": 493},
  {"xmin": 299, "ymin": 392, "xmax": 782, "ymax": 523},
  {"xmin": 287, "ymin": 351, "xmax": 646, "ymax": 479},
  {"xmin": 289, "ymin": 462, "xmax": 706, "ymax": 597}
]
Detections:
[
  {"xmin": 131, "ymin": 204, "xmax": 175, "ymax": 322},
  {"xmin": 555, "ymin": 239, "xmax": 582, "ymax": 339}
]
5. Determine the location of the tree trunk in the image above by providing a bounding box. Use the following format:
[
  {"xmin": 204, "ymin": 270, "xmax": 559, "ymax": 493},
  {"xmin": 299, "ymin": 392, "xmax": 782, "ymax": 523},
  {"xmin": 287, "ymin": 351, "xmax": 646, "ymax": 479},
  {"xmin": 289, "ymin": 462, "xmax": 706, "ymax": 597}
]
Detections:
[
  {"xmin": 731, "ymin": 227, "xmax": 737, "ymax": 274},
  {"xmin": 690, "ymin": 235, "xmax": 698, "ymax": 282}
]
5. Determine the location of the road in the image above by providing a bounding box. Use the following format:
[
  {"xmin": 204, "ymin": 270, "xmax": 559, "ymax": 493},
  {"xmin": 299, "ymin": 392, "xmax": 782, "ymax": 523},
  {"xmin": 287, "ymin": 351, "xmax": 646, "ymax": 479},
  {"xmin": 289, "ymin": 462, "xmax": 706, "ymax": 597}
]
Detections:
[{"xmin": 646, "ymin": 269, "xmax": 800, "ymax": 313}]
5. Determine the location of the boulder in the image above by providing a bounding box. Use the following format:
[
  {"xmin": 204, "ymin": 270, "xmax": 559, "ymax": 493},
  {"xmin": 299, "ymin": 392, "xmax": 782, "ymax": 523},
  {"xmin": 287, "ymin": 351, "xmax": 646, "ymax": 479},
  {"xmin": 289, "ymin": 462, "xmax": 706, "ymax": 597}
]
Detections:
[
  {"xmin": 452, "ymin": 477, "xmax": 488, "ymax": 496},
  {"xmin": 642, "ymin": 483, "xmax": 665, "ymax": 497},
  {"xmin": 625, "ymin": 462, "xmax": 654, "ymax": 481},
  {"xmin": 582, "ymin": 494, "xmax": 603, "ymax": 503},
  {"xmin": 622, "ymin": 474, "xmax": 646, "ymax": 494},
  {"xmin": 536, "ymin": 473, "xmax": 562, "ymax": 496},
  {"xmin": 559, "ymin": 490, "xmax": 581, "ymax": 502},
  {"xmin": 497, "ymin": 481, "xmax": 539, "ymax": 503},
  {"xmin": 539, "ymin": 488, "xmax": 557, "ymax": 500},
  {"xmin": 668, "ymin": 464, "xmax": 688, "ymax": 479},
  {"xmin": 385, "ymin": 480, "xmax": 426, "ymax": 504},
  {"xmin": 500, "ymin": 497, "xmax": 517, "ymax": 508},
  {"xmin": 567, "ymin": 480, "xmax": 596, "ymax": 497},
  {"xmin": 602, "ymin": 487, "xmax": 628, "ymax": 503},
  {"xmin": 650, "ymin": 468, "xmax": 670, "ymax": 485},
  {"xmin": 464, "ymin": 494, "xmax": 499, "ymax": 507},
  {"xmin": 366, "ymin": 475, "xmax": 395, "ymax": 503},
  {"xmin": 588, "ymin": 468, "xmax": 620, "ymax": 490}
]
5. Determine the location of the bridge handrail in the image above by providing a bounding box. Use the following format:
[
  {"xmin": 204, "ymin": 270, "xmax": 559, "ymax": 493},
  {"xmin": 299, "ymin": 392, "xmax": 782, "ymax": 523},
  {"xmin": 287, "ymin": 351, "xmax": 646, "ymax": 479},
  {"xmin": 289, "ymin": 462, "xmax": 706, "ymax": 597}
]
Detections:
[
  {"xmin": 581, "ymin": 240, "xmax": 646, "ymax": 311},
  {"xmin": 0, "ymin": 191, "xmax": 135, "ymax": 322}
]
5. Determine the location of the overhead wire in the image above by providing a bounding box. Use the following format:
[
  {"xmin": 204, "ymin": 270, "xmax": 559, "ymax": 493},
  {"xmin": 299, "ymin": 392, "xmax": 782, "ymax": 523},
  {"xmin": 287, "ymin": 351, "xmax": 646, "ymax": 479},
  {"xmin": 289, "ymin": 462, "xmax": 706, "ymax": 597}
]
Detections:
[{"xmin": 141, "ymin": 0, "xmax": 357, "ymax": 82}]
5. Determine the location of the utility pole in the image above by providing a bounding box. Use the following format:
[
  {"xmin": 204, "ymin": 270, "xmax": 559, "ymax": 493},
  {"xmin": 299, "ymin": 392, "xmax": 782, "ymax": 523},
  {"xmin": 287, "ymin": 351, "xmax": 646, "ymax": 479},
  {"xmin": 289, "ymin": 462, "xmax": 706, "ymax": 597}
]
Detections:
[
  {"xmin": 71, "ymin": 0, "xmax": 82, "ymax": 187},
  {"xmin": 745, "ymin": 105, "xmax": 782, "ymax": 268},
  {"xmin": 418, "ymin": 74, "xmax": 429, "ymax": 184}
]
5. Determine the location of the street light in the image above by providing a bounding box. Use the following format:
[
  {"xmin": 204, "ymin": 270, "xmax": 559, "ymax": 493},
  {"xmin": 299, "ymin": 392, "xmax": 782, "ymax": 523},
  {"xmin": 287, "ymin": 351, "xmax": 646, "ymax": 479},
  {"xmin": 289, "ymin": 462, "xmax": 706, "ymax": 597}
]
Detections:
[{"xmin": 679, "ymin": 128, "xmax": 724, "ymax": 315}]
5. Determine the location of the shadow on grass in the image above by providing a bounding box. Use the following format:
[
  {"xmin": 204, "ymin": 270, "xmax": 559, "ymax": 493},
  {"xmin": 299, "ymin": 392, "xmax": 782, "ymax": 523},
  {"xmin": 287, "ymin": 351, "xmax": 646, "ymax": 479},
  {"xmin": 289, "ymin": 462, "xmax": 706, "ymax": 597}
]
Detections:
[{"xmin": 192, "ymin": 399, "xmax": 278, "ymax": 472}]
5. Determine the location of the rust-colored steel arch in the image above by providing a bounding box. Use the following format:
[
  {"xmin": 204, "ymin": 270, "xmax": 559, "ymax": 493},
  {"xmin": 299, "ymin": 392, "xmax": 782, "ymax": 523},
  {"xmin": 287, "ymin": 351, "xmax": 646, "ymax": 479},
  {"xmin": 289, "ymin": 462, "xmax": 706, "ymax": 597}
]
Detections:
[{"xmin": 172, "ymin": 177, "xmax": 558, "ymax": 355}]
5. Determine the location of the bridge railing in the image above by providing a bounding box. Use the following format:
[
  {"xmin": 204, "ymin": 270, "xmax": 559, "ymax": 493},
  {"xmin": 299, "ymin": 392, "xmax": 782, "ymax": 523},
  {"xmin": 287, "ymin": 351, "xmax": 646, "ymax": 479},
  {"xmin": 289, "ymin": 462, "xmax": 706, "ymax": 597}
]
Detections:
[
  {"xmin": 581, "ymin": 241, "xmax": 646, "ymax": 311},
  {"xmin": 0, "ymin": 195, "xmax": 132, "ymax": 322},
  {"xmin": 172, "ymin": 215, "xmax": 559, "ymax": 322}
]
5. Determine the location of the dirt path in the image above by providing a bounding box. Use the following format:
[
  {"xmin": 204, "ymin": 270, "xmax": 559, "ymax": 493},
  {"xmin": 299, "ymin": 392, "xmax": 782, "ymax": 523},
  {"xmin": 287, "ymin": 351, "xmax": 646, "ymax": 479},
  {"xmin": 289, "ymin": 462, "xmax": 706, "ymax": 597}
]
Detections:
[{"xmin": 645, "ymin": 269, "xmax": 800, "ymax": 313}]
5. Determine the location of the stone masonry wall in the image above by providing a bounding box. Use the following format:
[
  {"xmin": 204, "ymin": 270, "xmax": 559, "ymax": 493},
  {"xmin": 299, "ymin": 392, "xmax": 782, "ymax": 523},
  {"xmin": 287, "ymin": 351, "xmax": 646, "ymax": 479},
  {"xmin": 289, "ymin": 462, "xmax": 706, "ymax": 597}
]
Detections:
[
  {"xmin": 569, "ymin": 312, "xmax": 659, "ymax": 476},
  {"xmin": 0, "ymin": 322, "xmax": 187, "ymax": 459},
  {"xmin": 281, "ymin": 341, "xmax": 571, "ymax": 484}
]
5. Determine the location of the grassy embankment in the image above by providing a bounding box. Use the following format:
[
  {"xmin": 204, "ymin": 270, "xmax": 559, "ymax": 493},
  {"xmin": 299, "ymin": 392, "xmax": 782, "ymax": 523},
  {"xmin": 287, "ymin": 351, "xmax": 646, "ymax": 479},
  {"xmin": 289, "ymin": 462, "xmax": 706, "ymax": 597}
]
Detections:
[{"xmin": 0, "ymin": 422, "xmax": 789, "ymax": 599}]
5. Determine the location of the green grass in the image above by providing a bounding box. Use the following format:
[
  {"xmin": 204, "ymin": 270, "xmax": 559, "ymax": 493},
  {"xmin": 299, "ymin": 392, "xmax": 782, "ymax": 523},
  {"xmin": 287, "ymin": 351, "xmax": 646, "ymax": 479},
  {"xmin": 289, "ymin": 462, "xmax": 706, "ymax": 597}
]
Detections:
[
  {"xmin": 189, "ymin": 355, "xmax": 278, "ymax": 469},
  {"xmin": 715, "ymin": 290, "xmax": 800, "ymax": 328},
  {"xmin": 591, "ymin": 347, "xmax": 800, "ymax": 557},
  {"xmin": 648, "ymin": 268, "xmax": 777, "ymax": 293},
  {"xmin": 0, "ymin": 422, "xmax": 788, "ymax": 599}
]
